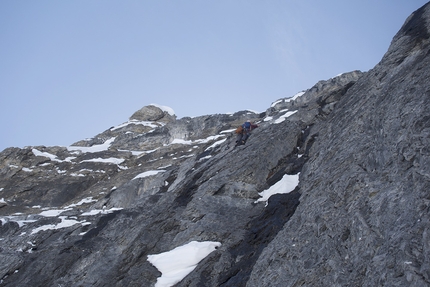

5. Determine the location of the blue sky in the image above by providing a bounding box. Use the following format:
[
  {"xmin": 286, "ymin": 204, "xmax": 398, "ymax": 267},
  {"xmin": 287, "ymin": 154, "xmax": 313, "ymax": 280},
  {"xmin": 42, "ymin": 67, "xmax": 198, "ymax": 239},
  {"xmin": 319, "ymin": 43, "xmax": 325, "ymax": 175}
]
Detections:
[{"xmin": 1, "ymin": 1, "xmax": 428, "ymax": 150}]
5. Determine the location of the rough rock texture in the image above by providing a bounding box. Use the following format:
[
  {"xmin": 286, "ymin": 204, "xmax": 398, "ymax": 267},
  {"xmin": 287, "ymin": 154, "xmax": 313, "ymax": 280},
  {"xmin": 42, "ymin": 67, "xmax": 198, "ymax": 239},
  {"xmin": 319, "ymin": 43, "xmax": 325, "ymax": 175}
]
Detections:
[
  {"xmin": 247, "ymin": 4, "xmax": 430, "ymax": 287},
  {"xmin": 1, "ymin": 3, "xmax": 429, "ymax": 287},
  {"xmin": 129, "ymin": 105, "xmax": 176, "ymax": 123}
]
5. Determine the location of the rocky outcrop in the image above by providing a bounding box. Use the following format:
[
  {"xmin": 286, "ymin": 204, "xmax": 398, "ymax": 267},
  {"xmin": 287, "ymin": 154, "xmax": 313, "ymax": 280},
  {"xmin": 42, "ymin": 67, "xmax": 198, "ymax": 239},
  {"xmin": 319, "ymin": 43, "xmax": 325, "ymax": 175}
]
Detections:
[
  {"xmin": 129, "ymin": 105, "xmax": 176, "ymax": 123},
  {"xmin": 268, "ymin": 70, "xmax": 363, "ymax": 117},
  {"xmin": 247, "ymin": 3, "xmax": 430, "ymax": 286},
  {"xmin": 0, "ymin": 3, "xmax": 429, "ymax": 287}
]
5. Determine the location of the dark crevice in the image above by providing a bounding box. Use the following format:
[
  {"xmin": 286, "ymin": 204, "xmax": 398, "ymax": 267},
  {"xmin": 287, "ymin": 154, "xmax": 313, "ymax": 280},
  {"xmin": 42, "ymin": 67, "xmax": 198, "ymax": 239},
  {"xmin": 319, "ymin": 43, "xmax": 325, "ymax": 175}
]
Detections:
[
  {"xmin": 266, "ymin": 125, "xmax": 315, "ymax": 184},
  {"xmin": 159, "ymin": 173, "xmax": 177, "ymax": 193},
  {"xmin": 316, "ymin": 82, "xmax": 356, "ymax": 117},
  {"xmin": 218, "ymin": 189, "xmax": 300, "ymax": 287},
  {"xmin": 213, "ymin": 183, "xmax": 226, "ymax": 196},
  {"xmin": 302, "ymin": 132, "xmax": 318, "ymax": 158},
  {"xmin": 75, "ymin": 210, "xmax": 121, "ymax": 245},
  {"xmin": 173, "ymin": 170, "xmax": 205, "ymax": 208}
]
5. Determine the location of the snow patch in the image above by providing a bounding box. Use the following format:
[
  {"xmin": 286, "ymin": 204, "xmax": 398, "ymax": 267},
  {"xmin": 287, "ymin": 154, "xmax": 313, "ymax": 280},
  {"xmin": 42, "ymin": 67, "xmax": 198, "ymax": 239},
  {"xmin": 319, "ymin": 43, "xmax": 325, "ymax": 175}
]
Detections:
[
  {"xmin": 39, "ymin": 208, "xmax": 72, "ymax": 217},
  {"xmin": 255, "ymin": 173, "xmax": 299, "ymax": 205},
  {"xmin": 81, "ymin": 157, "xmax": 125, "ymax": 165},
  {"xmin": 111, "ymin": 120, "xmax": 160, "ymax": 131},
  {"xmin": 81, "ymin": 207, "xmax": 123, "ymax": 216},
  {"xmin": 64, "ymin": 197, "xmax": 97, "ymax": 208},
  {"xmin": 270, "ymin": 99, "xmax": 283, "ymax": 107},
  {"xmin": 118, "ymin": 149, "xmax": 152, "ymax": 156},
  {"xmin": 133, "ymin": 170, "xmax": 166, "ymax": 180},
  {"xmin": 148, "ymin": 241, "xmax": 221, "ymax": 287},
  {"xmin": 32, "ymin": 149, "xmax": 62, "ymax": 162},
  {"xmin": 205, "ymin": 139, "xmax": 227, "ymax": 151},
  {"xmin": 286, "ymin": 91, "xmax": 305, "ymax": 102},
  {"xmin": 274, "ymin": 110, "xmax": 298, "ymax": 124},
  {"xmin": 170, "ymin": 139, "xmax": 193, "ymax": 145},
  {"xmin": 170, "ymin": 135, "xmax": 225, "ymax": 146},
  {"xmin": 220, "ymin": 129, "xmax": 235, "ymax": 134},
  {"xmin": 198, "ymin": 155, "xmax": 212, "ymax": 162},
  {"xmin": 30, "ymin": 216, "xmax": 90, "ymax": 235},
  {"xmin": 244, "ymin": 109, "xmax": 260, "ymax": 114},
  {"xmin": 270, "ymin": 91, "xmax": 305, "ymax": 107},
  {"xmin": 68, "ymin": 137, "xmax": 116, "ymax": 153}
]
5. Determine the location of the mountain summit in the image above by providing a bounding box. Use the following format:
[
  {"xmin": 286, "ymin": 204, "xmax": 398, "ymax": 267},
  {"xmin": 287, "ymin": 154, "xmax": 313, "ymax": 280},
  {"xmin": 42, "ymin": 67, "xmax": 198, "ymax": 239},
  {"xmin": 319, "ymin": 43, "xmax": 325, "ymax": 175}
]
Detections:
[{"xmin": 1, "ymin": 3, "xmax": 430, "ymax": 286}]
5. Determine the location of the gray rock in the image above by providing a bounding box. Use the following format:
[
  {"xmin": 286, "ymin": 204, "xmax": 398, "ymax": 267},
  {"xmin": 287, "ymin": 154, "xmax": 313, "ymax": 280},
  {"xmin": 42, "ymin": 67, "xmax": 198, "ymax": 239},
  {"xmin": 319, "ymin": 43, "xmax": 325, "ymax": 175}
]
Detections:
[
  {"xmin": 0, "ymin": 3, "xmax": 429, "ymax": 287},
  {"xmin": 247, "ymin": 3, "xmax": 430, "ymax": 287},
  {"xmin": 129, "ymin": 105, "xmax": 176, "ymax": 123}
]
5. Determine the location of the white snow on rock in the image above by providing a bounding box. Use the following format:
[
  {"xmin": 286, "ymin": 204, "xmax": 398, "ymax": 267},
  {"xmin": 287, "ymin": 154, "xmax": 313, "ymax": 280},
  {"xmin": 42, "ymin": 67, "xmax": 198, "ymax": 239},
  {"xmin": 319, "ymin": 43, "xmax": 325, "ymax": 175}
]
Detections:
[
  {"xmin": 170, "ymin": 139, "xmax": 193, "ymax": 145},
  {"xmin": 198, "ymin": 155, "xmax": 212, "ymax": 162},
  {"xmin": 132, "ymin": 170, "xmax": 166, "ymax": 180},
  {"xmin": 111, "ymin": 120, "xmax": 160, "ymax": 131},
  {"xmin": 30, "ymin": 216, "xmax": 90, "ymax": 235},
  {"xmin": 204, "ymin": 139, "xmax": 227, "ymax": 151},
  {"xmin": 286, "ymin": 91, "xmax": 305, "ymax": 102},
  {"xmin": 147, "ymin": 241, "xmax": 221, "ymax": 287},
  {"xmin": 245, "ymin": 109, "xmax": 260, "ymax": 114},
  {"xmin": 64, "ymin": 197, "xmax": 97, "ymax": 208},
  {"xmin": 220, "ymin": 128, "xmax": 236, "ymax": 134},
  {"xmin": 150, "ymin": 103, "xmax": 176, "ymax": 116},
  {"xmin": 81, "ymin": 207, "xmax": 123, "ymax": 216},
  {"xmin": 68, "ymin": 137, "xmax": 116, "ymax": 153},
  {"xmin": 255, "ymin": 173, "xmax": 299, "ymax": 205},
  {"xmin": 32, "ymin": 149, "xmax": 62, "ymax": 162},
  {"xmin": 39, "ymin": 208, "xmax": 72, "ymax": 217},
  {"xmin": 197, "ymin": 135, "xmax": 225, "ymax": 144},
  {"xmin": 32, "ymin": 149, "xmax": 76, "ymax": 163},
  {"xmin": 0, "ymin": 196, "xmax": 123, "ymax": 235},
  {"xmin": 270, "ymin": 91, "xmax": 305, "ymax": 107},
  {"xmin": 81, "ymin": 157, "xmax": 125, "ymax": 165},
  {"xmin": 274, "ymin": 110, "xmax": 298, "ymax": 124},
  {"xmin": 270, "ymin": 99, "xmax": 283, "ymax": 107},
  {"xmin": 170, "ymin": 135, "xmax": 225, "ymax": 146}
]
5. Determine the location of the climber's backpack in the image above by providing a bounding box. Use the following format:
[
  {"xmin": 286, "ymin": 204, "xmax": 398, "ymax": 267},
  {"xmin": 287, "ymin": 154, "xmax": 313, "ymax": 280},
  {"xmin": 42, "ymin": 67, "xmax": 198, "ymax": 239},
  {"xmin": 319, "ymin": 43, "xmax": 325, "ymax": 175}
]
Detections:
[
  {"xmin": 243, "ymin": 121, "xmax": 251, "ymax": 131},
  {"xmin": 235, "ymin": 126, "xmax": 243, "ymax": 134}
]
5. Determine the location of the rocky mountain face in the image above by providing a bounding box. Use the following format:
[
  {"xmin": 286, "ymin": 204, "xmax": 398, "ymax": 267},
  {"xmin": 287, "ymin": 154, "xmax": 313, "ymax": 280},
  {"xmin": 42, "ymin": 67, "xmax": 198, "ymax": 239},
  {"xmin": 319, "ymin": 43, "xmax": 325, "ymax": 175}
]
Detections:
[{"xmin": 1, "ymin": 3, "xmax": 429, "ymax": 287}]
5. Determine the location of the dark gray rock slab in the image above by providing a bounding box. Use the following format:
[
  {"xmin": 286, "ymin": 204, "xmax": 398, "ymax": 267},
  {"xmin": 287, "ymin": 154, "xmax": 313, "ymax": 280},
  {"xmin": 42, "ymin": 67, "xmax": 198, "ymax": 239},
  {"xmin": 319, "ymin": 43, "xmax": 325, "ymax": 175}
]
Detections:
[{"xmin": 0, "ymin": 3, "xmax": 429, "ymax": 287}]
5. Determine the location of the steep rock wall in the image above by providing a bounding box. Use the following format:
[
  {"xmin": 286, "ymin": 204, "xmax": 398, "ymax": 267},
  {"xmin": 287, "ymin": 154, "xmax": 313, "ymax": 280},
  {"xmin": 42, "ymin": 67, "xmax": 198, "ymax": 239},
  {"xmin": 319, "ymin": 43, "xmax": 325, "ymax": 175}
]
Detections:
[
  {"xmin": 248, "ymin": 3, "xmax": 430, "ymax": 287},
  {"xmin": 0, "ymin": 3, "xmax": 429, "ymax": 287}
]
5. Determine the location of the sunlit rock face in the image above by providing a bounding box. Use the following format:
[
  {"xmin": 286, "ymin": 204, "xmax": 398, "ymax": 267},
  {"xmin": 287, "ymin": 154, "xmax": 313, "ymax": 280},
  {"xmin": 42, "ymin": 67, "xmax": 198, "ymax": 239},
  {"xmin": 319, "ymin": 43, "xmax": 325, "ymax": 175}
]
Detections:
[{"xmin": 1, "ymin": 3, "xmax": 429, "ymax": 287}]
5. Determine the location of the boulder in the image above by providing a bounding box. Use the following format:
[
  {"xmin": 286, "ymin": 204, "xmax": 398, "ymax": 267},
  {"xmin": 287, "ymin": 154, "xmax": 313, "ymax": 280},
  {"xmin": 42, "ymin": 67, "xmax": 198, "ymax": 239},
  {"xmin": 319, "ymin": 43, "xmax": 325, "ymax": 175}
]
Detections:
[{"xmin": 129, "ymin": 105, "xmax": 176, "ymax": 123}]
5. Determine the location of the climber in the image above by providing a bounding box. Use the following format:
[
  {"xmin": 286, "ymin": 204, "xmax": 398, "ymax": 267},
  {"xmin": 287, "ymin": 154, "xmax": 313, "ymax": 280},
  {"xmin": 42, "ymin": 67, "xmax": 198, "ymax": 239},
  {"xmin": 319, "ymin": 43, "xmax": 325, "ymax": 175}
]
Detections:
[{"xmin": 235, "ymin": 120, "xmax": 258, "ymax": 146}]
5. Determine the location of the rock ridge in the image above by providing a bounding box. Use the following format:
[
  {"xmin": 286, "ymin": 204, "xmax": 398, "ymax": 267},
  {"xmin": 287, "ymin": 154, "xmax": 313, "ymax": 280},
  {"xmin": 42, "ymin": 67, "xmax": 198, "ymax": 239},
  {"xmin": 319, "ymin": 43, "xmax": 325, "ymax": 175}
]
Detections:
[{"xmin": 0, "ymin": 3, "xmax": 429, "ymax": 286}]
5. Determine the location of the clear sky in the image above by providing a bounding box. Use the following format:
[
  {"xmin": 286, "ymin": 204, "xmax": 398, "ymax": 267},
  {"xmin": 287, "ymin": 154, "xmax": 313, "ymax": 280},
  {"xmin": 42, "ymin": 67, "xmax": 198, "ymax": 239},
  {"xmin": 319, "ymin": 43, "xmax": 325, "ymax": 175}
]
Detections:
[{"xmin": 1, "ymin": 1, "xmax": 428, "ymax": 151}]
